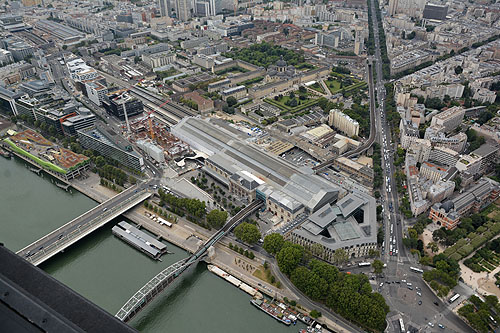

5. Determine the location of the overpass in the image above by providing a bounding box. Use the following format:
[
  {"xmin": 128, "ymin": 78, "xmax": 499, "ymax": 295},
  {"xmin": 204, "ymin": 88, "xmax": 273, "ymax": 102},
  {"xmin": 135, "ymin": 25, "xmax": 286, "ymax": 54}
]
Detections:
[
  {"xmin": 17, "ymin": 184, "xmax": 153, "ymax": 266},
  {"xmin": 115, "ymin": 199, "xmax": 264, "ymax": 323},
  {"xmin": 312, "ymin": 61, "xmax": 377, "ymax": 172}
]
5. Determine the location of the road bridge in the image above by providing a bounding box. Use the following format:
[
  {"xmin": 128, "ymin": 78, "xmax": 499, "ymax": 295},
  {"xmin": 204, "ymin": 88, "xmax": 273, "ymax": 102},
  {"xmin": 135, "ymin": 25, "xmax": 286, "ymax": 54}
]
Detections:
[
  {"xmin": 17, "ymin": 184, "xmax": 153, "ymax": 266},
  {"xmin": 115, "ymin": 199, "xmax": 263, "ymax": 323}
]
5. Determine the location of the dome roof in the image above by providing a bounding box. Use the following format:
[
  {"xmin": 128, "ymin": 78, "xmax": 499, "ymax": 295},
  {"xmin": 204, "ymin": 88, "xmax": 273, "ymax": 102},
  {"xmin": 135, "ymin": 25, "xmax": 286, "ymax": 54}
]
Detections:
[
  {"xmin": 441, "ymin": 200, "xmax": 454, "ymax": 213},
  {"xmin": 276, "ymin": 57, "xmax": 287, "ymax": 67}
]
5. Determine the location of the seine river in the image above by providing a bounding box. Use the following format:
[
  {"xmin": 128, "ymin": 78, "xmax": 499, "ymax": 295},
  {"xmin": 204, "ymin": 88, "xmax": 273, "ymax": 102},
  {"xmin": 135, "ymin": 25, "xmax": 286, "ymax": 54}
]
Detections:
[{"xmin": 0, "ymin": 157, "xmax": 305, "ymax": 332}]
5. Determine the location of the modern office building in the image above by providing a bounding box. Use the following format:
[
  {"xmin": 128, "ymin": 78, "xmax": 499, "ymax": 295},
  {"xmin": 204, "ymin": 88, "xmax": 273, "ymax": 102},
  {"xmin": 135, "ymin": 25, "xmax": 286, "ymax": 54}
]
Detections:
[
  {"xmin": 423, "ymin": 4, "xmax": 448, "ymax": 20},
  {"xmin": 0, "ymin": 86, "xmax": 22, "ymax": 116},
  {"xmin": 175, "ymin": 0, "xmax": 191, "ymax": 21},
  {"xmin": 103, "ymin": 91, "xmax": 143, "ymax": 120},
  {"xmin": 61, "ymin": 108, "xmax": 96, "ymax": 136},
  {"xmin": 85, "ymin": 81, "xmax": 108, "ymax": 106},
  {"xmin": 388, "ymin": 0, "xmax": 398, "ymax": 15},
  {"xmin": 77, "ymin": 125, "xmax": 144, "ymax": 171},
  {"xmin": 289, "ymin": 191, "xmax": 377, "ymax": 261},
  {"xmin": 159, "ymin": 0, "xmax": 172, "ymax": 16},
  {"xmin": 0, "ymin": 245, "xmax": 138, "ymax": 333}
]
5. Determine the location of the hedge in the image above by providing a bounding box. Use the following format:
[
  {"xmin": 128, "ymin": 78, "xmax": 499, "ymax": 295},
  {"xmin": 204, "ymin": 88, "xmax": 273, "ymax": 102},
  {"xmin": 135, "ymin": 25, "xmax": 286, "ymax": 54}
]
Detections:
[
  {"xmin": 458, "ymin": 244, "xmax": 474, "ymax": 257},
  {"xmin": 471, "ymin": 236, "xmax": 487, "ymax": 249},
  {"xmin": 4, "ymin": 139, "xmax": 67, "ymax": 174}
]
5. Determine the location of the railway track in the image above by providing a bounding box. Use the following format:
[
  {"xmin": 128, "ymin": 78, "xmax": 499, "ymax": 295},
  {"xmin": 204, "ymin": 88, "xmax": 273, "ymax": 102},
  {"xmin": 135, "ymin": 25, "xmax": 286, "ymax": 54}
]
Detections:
[{"xmin": 130, "ymin": 86, "xmax": 197, "ymax": 119}]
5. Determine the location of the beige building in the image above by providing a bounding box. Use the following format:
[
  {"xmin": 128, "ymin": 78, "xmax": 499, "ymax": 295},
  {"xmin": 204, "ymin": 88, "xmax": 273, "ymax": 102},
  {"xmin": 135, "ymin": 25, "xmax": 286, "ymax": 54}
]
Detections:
[
  {"xmin": 333, "ymin": 156, "xmax": 374, "ymax": 186},
  {"xmin": 142, "ymin": 52, "xmax": 176, "ymax": 70},
  {"xmin": 430, "ymin": 106, "xmax": 465, "ymax": 133},
  {"xmin": 329, "ymin": 109, "xmax": 359, "ymax": 137}
]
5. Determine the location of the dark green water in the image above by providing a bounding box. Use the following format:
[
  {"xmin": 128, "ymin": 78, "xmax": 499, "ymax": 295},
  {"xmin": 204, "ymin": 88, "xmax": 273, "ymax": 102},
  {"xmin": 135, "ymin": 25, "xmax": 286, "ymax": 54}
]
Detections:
[{"xmin": 0, "ymin": 157, "xmax": 304, "ymax": 332}]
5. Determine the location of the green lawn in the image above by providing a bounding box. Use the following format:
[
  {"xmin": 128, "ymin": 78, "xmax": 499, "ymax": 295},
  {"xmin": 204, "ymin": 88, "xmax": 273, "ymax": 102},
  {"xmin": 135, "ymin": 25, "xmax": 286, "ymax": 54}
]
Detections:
[
  {"xmin": 325, "ymin": 78, "xmax": 342, "ymax": 94},
  {"xmin": 264, "ymin": 93, "xmax": 319, "ymax": 114},
  {"xmin": 4, "ymin": 138, "xmax": 67, "ymax": 174},
  {"xmin": 309, "ymin": 82, "xmax": 325, "ymax": 94}
]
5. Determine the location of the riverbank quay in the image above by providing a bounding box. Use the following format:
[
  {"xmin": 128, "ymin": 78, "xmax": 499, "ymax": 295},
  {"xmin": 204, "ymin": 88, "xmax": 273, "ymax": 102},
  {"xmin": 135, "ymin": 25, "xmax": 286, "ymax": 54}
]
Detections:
[{"xmin": 69, "ymin": 174, "xmax": 347, "ymax": 333}]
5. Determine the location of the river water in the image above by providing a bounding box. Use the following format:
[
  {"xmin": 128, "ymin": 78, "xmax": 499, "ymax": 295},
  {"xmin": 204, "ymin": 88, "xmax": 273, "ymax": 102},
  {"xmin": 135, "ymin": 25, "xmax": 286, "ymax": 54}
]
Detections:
[{"xmin": 0, "ymin": 157, "xmax": 305, "ymax": 332}]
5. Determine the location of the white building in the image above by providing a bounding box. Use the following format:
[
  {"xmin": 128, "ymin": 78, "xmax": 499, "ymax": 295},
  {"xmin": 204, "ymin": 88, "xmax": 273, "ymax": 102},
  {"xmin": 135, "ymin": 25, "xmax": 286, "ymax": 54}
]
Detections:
[
  {"xmin": 141, "ymin": 52, "xmax": 176, "ymax": 70},
  {"xmin": 85, "ymin": 81, "xmax": 108, "ymax": 106},
  {"xmin": 430, "ymin": 106, "xmax": 465, "ymax": 133},
  {"xmin": 329, "ymin": 109, "xmax": 359, "ymax": 137},
  {"xmin": 66, "ymin": 58, "xmax": 98, "ymax": 82},
  {"xmin": 136, "ymin": 139, "xmax": 165, "ymax": 163}
]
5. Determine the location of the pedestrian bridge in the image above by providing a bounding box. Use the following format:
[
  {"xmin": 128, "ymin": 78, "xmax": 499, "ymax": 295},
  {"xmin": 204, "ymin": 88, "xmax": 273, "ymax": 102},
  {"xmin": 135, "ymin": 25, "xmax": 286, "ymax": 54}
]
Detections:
[
  {"xmin": 116, "ymin": 199, "xmax": 263, "ymax": 323},
  {"xmin": 17, "ymin": 185, "xmax": 153, "ymax": 266}
]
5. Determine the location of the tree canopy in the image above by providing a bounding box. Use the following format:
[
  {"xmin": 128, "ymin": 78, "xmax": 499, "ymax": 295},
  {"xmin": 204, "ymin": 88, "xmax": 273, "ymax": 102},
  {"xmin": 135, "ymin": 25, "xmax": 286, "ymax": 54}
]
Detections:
[
  {"xmin": 234, "ymin": 222, "xmax": 261, "ymax": 244},
  {"xmin": 206, "ymin": 209, "xmax": 228, "ymax": 229},
  {"xmin": 263, "ymin": 233, "xmax": 285, "ymax": 255}
]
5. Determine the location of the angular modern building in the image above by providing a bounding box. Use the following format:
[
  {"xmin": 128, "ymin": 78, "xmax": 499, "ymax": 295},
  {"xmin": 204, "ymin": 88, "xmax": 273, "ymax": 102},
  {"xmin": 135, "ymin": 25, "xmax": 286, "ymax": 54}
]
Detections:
[{"xmin": 289, "ymin": 191, "xmax": 378, "ymax": 261}]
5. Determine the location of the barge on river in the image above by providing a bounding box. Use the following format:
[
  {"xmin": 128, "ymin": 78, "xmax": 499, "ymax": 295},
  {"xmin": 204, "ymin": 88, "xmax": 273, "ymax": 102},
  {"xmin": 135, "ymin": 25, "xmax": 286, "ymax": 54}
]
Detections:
[{"xmin": 112, "ymin": 221, "xmax": 167, "ymax": 260}]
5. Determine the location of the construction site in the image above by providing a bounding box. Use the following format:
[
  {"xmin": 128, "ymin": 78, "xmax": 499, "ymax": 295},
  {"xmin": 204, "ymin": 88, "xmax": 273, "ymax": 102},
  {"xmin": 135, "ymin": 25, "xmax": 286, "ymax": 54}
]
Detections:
[{"xmin": 127, "ymin": 113, "xmax": 196, "ymax": 171}]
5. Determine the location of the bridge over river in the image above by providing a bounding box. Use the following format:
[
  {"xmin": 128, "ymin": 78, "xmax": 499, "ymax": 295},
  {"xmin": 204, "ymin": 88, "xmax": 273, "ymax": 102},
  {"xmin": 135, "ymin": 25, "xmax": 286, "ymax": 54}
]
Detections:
[
  {"xmin": 17, "ymin": 182, "xmax": 154, "ymax": 266},
  {"xmin": 115, "ymin": 199, "xmax": 264, "ymax": 323}
]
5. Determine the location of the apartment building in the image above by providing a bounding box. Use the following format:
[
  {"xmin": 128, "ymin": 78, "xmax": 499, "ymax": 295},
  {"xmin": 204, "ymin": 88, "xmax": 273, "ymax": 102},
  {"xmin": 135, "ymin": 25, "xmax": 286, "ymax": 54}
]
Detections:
[
  {"xmin": 329, "ymin": 109, "xmax": 359, "ymax": 137},
  {"xmin": 430, "ymin": 106, "xmax": 465, "ymax": 133}
]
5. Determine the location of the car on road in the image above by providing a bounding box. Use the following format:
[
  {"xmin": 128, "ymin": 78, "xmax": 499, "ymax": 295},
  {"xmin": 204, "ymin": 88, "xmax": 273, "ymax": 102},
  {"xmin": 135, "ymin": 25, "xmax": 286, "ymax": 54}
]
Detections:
[
  {"xmin": 438, "ymin": 324, "xmax": 445, "ymax": 329},
  {"xmin": 428, "ymin": 322, "xmax": 434, "ymax": 328},
  {"xmin": 103, "ymin": 208, "xmax": 108, "ymax": 212},
  {"xmin": 417, "ymin": 292, "xmax": 422, "ymax": 296},
  {"xmin": 434, "ymin": 301, "xmax": 439, "ymax": 306},
  {"xmin": 418, "ymin": 300, "xmax": 422, "ymax": 305}
]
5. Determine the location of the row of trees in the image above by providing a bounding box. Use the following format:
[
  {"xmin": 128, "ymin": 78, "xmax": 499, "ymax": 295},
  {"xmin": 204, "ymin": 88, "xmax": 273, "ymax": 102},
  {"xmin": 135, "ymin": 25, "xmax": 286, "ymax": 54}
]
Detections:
[
  {"xmin": 373, "ymin": 0, "xmax": 391, "ymax": 80},
  {"xmin": 263, "ymin": 233, "xmax": 389, "ymax": 332},
  {"xmin": 383, "ymin": 83, "xmax": 401, "ymax": 134},
  {"xmin": 422, "ymin": 254, "xmax": 460, "ymax": 297},
  {"xmin": 458, "ymin": 295, "xmax": 500, "ymax": 333},
  {"xmin": 224, "ymin": 42, "xmax": 306, "ymax": 69},
  {"xmin": 229, "ymin": 242, "xmax": 256, "ymax": 259},
  {"xmin": 158, "ymin": 189, "xmax": 206, "ymax": 220},
  {"xmin": 97, "ymin": 164, "xmax": 128, "ymax": 187},
  {"xmin": 372, "ymin": 143, "xmax": 383, "ymax": 189}
]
